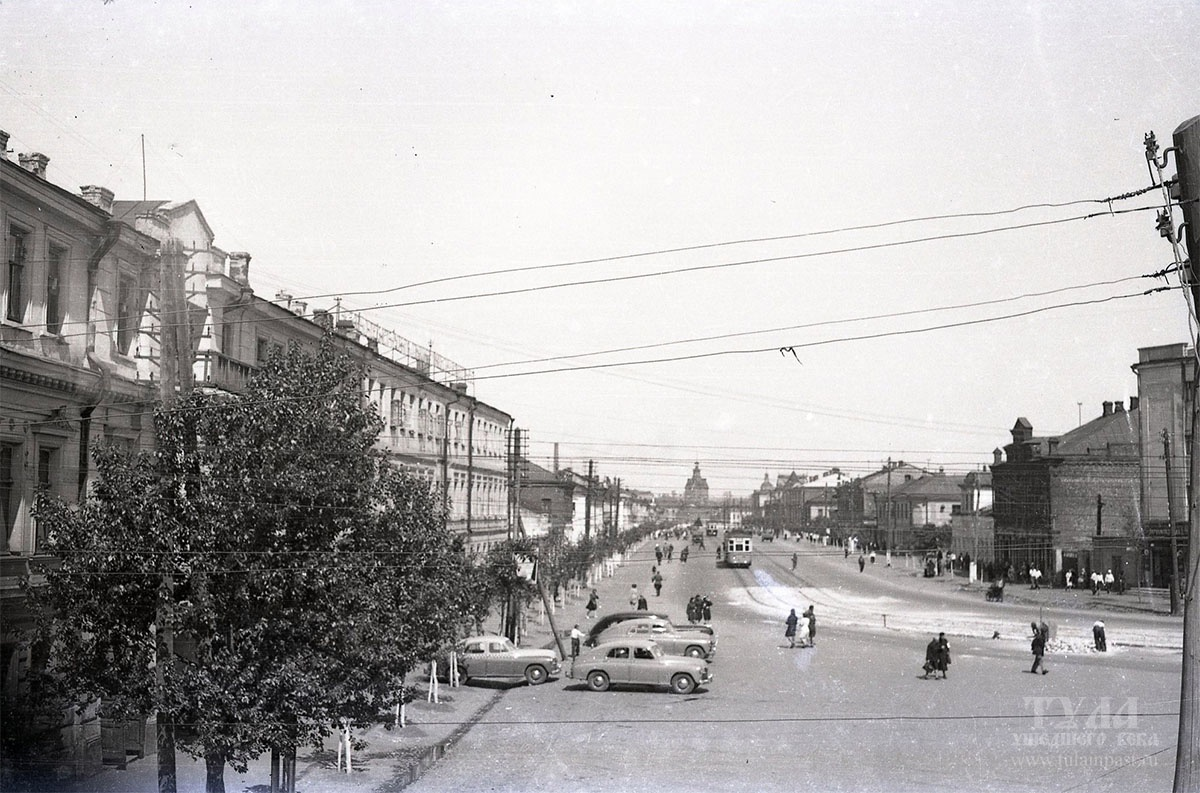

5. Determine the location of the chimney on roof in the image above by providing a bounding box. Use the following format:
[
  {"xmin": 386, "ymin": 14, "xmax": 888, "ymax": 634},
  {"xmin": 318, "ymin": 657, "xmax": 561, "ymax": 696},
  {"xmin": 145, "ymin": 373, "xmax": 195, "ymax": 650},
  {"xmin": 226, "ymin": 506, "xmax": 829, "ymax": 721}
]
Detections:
[
  {"xmin": 0, "ymin": 130, "xmax": 9, "ymax": 160},
  {"xmin": 1114, "ymin": 400, "xmax": 1125, "ymax": 413},
  {"xmin": 1101, "ymin": 401, "xmax": 1112, "ymax": 416},
  {"xmin": 1130, "ymin": 396, "xmax": 1139, "ymax": 411},
  {"xmin": 1047, "ymin": 438, "xmax": 1059, "ymax": 455},
  {"xmin": 291, "ymin": 300, "xmax": 307, "ymax": 317},
  {"xmin": 18, "ymin": 152, "xmax": 49, "ymax": 178},
  {"xmin": 312, "ymin": 308, "xmax": 333, "ymax": 330},
  {"xmin": 228, "ymin": 252, "xmax": 251, "ymax": 287},
  {"xmin": 79, "ymin": 185, "xmax": 115, "ymax": 214}
]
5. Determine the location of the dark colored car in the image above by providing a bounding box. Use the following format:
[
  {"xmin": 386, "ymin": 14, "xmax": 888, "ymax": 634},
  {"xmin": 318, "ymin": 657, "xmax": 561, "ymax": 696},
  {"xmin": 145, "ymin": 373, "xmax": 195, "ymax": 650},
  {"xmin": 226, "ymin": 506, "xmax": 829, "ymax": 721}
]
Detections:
[{"xmin": 584, "ymin": 612, "xmax": 715, "ymax": 648}]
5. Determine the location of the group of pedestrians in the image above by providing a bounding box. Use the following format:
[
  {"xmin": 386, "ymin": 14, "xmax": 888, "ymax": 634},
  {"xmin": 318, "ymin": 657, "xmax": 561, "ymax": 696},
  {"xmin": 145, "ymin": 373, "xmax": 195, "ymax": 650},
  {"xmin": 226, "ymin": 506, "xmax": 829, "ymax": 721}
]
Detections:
[
  {"xmin": 922, "ymin": 633, "xmax": 951, "ymax": 678},
  {"xmin": 687, "ymin": 594, "xmax": 713, "ymax": 624},
  {"xmin": 783, "ymin": 605, "xmax": 816, "ymax": 648}
]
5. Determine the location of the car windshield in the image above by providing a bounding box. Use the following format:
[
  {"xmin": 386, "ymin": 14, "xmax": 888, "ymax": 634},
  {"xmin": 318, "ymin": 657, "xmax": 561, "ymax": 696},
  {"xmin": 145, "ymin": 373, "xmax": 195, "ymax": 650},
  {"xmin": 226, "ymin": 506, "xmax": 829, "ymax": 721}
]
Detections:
[{"xmin": 650, "ymin": 643, "xmax": 665, "ymax": 658}]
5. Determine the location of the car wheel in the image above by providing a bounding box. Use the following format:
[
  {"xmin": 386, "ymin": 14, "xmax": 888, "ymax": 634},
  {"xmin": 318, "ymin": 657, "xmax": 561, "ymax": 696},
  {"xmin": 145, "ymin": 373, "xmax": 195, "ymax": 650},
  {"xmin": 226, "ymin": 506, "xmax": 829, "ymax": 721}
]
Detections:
[
  {"xmin": 685, "ymin": 645, "xmax": 705, "ymax": 659},
  {"xmin": 587, "ymin": 670, "xmax": 610, "ymax": 692},
  {"xmin": 671, "ymin": 674, "xmax": 696, "ymax": 694},
  {"xmin": 525, "ymin": 664, "xmax": 548, "ymax": 685}
]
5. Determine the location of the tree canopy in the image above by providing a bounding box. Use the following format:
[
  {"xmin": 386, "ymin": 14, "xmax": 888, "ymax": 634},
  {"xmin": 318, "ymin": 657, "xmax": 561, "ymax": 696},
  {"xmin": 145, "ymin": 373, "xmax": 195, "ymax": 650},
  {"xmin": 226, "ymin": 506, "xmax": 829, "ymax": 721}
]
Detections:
[{"xmin": 28, "ymin": 339, "xmax": 474, "ymax": 791}]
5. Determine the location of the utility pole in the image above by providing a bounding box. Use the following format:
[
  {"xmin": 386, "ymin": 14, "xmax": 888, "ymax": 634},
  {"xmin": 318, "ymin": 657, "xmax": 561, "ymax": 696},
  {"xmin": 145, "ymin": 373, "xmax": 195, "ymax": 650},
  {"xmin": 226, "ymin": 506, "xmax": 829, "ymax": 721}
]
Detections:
[
  {"xmin": 614, "ymin": 478, "xmax": 621, "ymax": 537},
  {"xmin": 1165, "ymin": 429, "xmax": 1182, "ymax": 615},
  {"xmin": 584, "ymin": 460, "xmax": 594, "ymax": 540},
  {"xmin": 885, "ymin": 457, "xmax": 892, "ymax": 552},
  {"xmin": 154, "ymin": 237, "xmax": 193, "ymax": 793},
  {"xmin": 465, "ymin": 401, "xmax": 474, "ymax": 544},
  {"xmin": 1164, "ymin": 114, "xmax": 1200, "ymax": 793}
]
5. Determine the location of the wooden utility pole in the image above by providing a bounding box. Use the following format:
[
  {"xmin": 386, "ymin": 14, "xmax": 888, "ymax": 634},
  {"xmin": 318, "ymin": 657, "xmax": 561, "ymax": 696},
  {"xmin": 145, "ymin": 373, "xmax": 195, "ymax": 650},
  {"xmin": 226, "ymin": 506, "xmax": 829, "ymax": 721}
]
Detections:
[
  {"xmin": 584, "ymin": 460, "xmax": 594, "ymax": 540},
  {"xmin": 154, "ymin": 237, "xmax": 194, "ymax": 793},
  {"xmin": 1164, "ymin": 429, "xmax": 1182, "ymax": 615},
  {"xmin": 1169, "ymin": 113, "xmax": 1200, "ymax": 793}
]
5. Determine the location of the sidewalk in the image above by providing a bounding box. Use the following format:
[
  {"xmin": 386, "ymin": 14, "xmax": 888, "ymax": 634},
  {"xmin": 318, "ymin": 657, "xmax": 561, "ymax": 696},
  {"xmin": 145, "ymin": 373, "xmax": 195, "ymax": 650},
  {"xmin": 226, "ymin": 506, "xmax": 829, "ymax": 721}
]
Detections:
[
  {"xmin": 869, "ymin": 552, "xmax": 1177, "ymax": 616},
  {"xmin": 46, "ymin": 545, "xmax": 649, "ymax": 793}
]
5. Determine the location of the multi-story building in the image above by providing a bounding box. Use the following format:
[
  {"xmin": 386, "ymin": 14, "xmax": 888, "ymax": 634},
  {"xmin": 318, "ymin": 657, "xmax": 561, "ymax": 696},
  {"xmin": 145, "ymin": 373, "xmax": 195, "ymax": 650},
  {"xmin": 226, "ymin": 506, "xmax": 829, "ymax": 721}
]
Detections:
[
  {"xmin": 2, "ymin": 130, "xmax": 521, "ymax": 778},
  {"xmin": 950, "ymin": 469, "xmax": 994, "ymax": 566},
  {"xmin": 2, "ymin": 134, "xmax": 163, "ymax": 775},
  {"xmin": 109, "ymin": 198, "xmax": 513, "ymax": 554},
  {"xmin": 882, "ymin": 470, "xmax": 966, "ymax": 551},
  {"xmin": 835, "ymin": 461, "xmax": 927, "ymax": 547},
  {"xmin": 991, "ymin": 401, "xmax": 1141, "ymax": 585},
  {"xmin": 1132, "ymin": 343, "xmax": 1193, "ymax": 589}
]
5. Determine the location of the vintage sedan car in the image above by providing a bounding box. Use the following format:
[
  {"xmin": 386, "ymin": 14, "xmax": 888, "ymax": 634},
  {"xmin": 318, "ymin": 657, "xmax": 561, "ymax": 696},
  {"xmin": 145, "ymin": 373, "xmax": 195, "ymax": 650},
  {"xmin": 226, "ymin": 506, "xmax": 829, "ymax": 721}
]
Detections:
[
  {"xmin": 584, "ymin": 612, "xmax": 714, "ymax": 648},
  {"xmin": 448, "ymin": 634, "xmax": 561, "ymax": 685},
  {"xmin": 569, "ymin": 639, "xmax": 712, "ymax": 694},
  {"xmin": 594, "ymin": 618, "xmax": 716, "ymax": 659}
]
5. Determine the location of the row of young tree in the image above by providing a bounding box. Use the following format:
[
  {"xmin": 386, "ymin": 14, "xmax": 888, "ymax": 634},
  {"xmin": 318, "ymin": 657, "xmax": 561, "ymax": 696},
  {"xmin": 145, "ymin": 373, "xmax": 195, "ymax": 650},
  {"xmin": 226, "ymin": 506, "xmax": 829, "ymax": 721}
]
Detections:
[{"xmin": 3, "ymin": 340, "xmax": 646, "ymax": 793}]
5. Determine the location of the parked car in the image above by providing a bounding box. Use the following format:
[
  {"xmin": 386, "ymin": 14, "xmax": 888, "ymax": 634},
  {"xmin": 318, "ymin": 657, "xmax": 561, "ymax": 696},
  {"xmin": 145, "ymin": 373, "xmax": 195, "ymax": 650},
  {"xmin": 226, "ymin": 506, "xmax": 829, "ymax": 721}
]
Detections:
[
  {"xmin": 441, "ymin": 634, "xmax": 561, "ymax": 685},
  {"xmin": 584, "ymin": 612, "xmax": 714, "ymax": 648},
  {"xmin": 569, "ymin": 639, "xmax": 712, "ymax": 694},
  {"xmin": 594, "ymin": 618, "xmax": 716, "ymax": 659}
]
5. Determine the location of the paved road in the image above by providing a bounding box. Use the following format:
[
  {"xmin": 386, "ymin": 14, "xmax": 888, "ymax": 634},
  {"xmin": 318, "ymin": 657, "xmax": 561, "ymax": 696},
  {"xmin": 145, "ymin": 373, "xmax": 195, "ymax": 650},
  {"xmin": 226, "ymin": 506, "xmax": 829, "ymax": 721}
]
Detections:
[{"xmin": 408, "ymin": 537, "xmax": 1181, "ymax": 793}]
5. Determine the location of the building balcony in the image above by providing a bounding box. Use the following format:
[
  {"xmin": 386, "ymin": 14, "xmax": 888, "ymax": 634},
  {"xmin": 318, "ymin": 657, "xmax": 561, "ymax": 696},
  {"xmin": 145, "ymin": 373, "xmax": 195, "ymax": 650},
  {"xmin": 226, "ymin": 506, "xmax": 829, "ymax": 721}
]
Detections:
[{"xmin": 196, "ymin": 349, "xmax": 255, "ymax": 393}]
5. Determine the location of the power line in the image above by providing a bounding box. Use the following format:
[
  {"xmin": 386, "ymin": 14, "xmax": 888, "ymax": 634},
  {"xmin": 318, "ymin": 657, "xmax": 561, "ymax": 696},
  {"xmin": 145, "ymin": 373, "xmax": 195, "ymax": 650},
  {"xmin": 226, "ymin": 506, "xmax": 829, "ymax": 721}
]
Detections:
[
  {"xmin": 471, "ymin": 290, "xmax": 1173, "ymax": 381},
  {"xmin": 289, "ymin": 187, "xmax": 1163, "ymax": 303}
]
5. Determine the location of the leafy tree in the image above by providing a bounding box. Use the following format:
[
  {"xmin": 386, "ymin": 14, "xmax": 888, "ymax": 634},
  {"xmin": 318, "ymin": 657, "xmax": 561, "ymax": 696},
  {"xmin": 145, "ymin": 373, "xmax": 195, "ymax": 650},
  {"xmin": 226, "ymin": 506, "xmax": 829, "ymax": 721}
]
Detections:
[{"xmin": 28, "ymin": 339, "xmax": 471, "ymax": 793}]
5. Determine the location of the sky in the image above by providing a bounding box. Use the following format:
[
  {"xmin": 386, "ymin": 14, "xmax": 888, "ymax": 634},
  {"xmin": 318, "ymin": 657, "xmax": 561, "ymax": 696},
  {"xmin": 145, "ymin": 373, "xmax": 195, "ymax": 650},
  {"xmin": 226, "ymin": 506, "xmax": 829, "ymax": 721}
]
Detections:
[{"xmin": 3, "ymin": 1, "xmax": 1198, "ymax": 496}]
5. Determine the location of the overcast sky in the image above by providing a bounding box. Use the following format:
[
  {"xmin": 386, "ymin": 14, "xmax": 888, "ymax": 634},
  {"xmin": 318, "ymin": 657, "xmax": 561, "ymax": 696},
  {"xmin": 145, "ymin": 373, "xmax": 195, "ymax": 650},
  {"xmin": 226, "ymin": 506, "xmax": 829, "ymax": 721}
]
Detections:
[{"xmin": 3, "ymin": 1, "xmax": 1198, "ymax": 495}]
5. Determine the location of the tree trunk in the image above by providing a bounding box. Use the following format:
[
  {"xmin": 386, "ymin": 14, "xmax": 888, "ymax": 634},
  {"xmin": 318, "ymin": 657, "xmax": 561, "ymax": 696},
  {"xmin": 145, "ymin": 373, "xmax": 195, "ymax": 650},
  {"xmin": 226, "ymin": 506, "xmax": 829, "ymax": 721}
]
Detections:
[{"xmin": 205, "ymin": 750, "xmax": 226, "ymax": 793}]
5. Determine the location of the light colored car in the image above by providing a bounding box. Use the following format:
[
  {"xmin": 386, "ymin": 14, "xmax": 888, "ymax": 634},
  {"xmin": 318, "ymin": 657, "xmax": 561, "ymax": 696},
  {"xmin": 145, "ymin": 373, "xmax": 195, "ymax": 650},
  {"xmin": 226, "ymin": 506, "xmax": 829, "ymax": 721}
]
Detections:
[
  {"xmin": 569, "ymin": 639, "xmax": 712, "ymax": 694},
  {"xmin": 595, "ymin": 618, "xmax": 716, "ymax": 659},
  {"xmin": 452, "ymin": 634, "xmax": 561, "ymax": 685}
]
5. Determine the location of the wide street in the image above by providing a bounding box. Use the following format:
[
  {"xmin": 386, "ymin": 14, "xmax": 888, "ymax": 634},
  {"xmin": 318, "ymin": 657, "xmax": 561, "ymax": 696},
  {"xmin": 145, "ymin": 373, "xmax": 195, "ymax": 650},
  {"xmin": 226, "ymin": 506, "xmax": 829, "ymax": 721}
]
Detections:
[{"xmin": 408, "ymin": 536, "xmax": 1182, "ymax": 793}]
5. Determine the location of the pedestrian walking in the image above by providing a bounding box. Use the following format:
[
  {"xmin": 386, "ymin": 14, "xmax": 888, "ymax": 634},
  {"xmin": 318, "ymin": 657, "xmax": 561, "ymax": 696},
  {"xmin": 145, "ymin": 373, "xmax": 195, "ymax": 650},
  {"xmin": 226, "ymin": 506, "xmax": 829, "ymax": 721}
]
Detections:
[
  {"xmin": 667, "ymin": 543, "xmax": 674, "ymax": 562},
  {"xmin": 1092, "ymin": 619, "xmax": 1107, "ymax": 652},
  {"xmin": 628, "ymin": 584, "xmax": 639, "ymax": 609},
  {"xmin": 870, "ymin": 550, "xmax": 876, "ymax": 565},
  {"xmin": 701, "ymin": 594, "xmax": 713, "ymax": 624},
  {"xmin": 680, "ymin": 546, "xmax": 689, "ymax": 564},
  {"xmin": 797, "ymin": 612, "xmax": 810, "ymax": 648},
  {"xmin": 585, "ymin": 589, "xmax": 599, "ymax": 619},
  {"xmin": 653, "ymin": 570, "xmax": 663, "ymax": 597},
  {"xmin": 922, "ymin": 636, "xmax": 939, "ymax": 679},
  {"xmin": 1030, "ymin": 625, "xmax": 1048, "ymax": 674},
  {"xmin": 1103, "ymin": 570, "xmax": 1114, "ymax": 593},
  {"xmin": 1029, "ymin": 567, "xmax": 1041, "ymax": 590},
  {"xmin": 935, "ymin": 633, "xmax": 950, "ymax": 678},
  {"xmin": 1065, "ymin": 570, "xmax": 1074, "ymax": 589},
  {"xmin": 784, "ymin": 609, "xmax": 799, "ymax": 648},
  {"xmin": 636, "ymin": 593, "xmax": 648, "ymax": 611},
  {"xmin": 570, "ymin": 624, "xmax": 584, "ymax": 658},
  {"xmin": 791, "ymin": 552, "xmax": 798, "ymax": 572},
  {"xmin": 858, "ymin": 554, "xmax": 866, "ymax": 573},
  {"xmin": 804, "ymin": 605, "xmax": 816, "ymax": 647},
  {"xmin": 655, "ymin": 547, "xmax": 663, "ymax": 566}
]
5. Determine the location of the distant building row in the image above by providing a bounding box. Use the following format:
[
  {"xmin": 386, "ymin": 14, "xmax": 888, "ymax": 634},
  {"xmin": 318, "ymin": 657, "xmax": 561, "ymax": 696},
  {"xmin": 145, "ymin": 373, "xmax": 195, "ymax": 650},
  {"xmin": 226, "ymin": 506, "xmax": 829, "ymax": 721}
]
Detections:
[{"xmin": 748, "ymin": 343, "xmax": 1191, "ymax": 590}]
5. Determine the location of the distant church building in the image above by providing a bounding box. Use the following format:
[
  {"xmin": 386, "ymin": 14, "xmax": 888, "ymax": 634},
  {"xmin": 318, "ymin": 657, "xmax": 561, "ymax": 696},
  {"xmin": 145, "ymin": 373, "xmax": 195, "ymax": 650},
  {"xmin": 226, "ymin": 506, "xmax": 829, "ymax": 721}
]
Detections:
[{"xmin": 683, "ymin": 462, "xmax": 709, "ymax": 507}]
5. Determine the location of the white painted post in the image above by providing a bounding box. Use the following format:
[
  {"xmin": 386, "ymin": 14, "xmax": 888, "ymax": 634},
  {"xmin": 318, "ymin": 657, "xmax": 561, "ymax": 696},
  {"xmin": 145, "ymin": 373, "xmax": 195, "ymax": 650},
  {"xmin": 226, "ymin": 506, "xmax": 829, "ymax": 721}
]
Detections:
[
  {"xmin": 400, "ymin": 701, "xmax": 407, "ymax": 728},
  {"xmin": 428, "ymin": 660, "xmax": 440, "ymax": 704},
  {"xmin": 337, "ymin": 727, "xmax": 344, "ymax": 770},
  {"xmin": 394, "ymin": 702, "xmax": 401, "ymax": 728},
  {"xmin": 449, "ymin": 650, "xmax": 459, "ymax": 687},
  {"xmin": 345, "ymin": 722, "xmax": 353, "ymax": 774},
  {"xmin": 969, "ymin": 561, "xmax": 978, "ymax": 583}
]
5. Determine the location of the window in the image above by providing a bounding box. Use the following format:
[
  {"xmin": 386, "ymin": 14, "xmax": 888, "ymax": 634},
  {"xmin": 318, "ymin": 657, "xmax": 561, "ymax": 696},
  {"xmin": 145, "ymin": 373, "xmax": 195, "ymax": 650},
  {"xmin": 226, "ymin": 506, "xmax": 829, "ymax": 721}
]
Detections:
[
  {"xmin": 607, "ymin": 647, "xmax": 629, "ymax": 659},
  {"xmin": 634, "ymin": 647, "xmax": 655, "ymax": 660},
  {"xmin": 46, "ymin": 243, "xmax": 65, "ymax": 335},
  {"xmin": 1, "ymin": 444, "xmax": 17, "ymax": 549},
  {"xmin": 116, "ymin": 277, "xmax": 137, "ymax": 355},
  {"xmin": 256, "ymin": 337, "xmax": 270, "ymax": 364},
  {"xmin": 35, "ymin": 446, "xmax": 58, "ymax": 548},
  {"xmin": 6, "ymin": 225, "xmax": 28, "ymax": 322}
]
